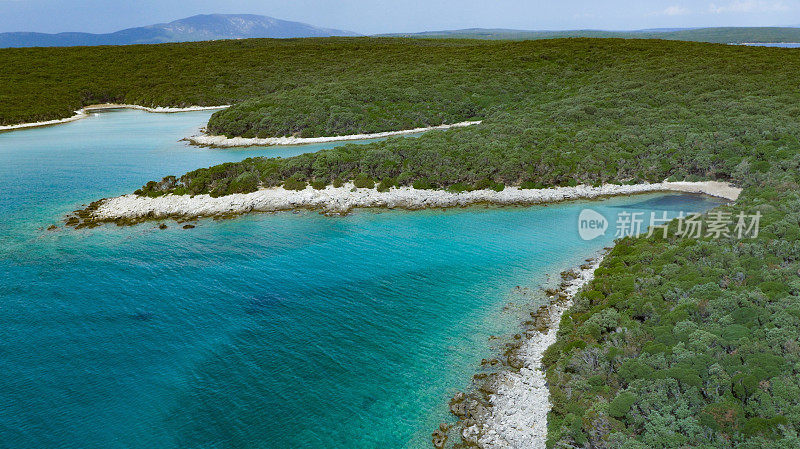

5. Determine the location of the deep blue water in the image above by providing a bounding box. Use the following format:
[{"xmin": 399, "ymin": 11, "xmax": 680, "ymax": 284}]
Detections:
[{"xmin": 0, "ymin": 110, "xmax": 725, "ymax": 448}]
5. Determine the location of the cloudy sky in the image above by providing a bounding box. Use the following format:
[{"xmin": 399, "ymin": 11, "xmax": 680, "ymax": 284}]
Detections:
[{"xmin": 1, "ymin": 0, "xmax": 798, "ymax": 34}]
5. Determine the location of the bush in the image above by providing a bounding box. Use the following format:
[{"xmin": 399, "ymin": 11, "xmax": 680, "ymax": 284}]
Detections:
[
  {"xmin": 227, "ymin": 172, "xmax": 259, "ymax": 194},
  {"xmin": 412, "ymin": 179, "xmax": 435, "ymax": 190},
  {"xmin": 474, "ymin": 179, "xmax": 493, "ymax": 190},
  {"xmin": 283, "ymin": 177, "xmax": 308, "ymax": 191},
  {"xmin": 447, "ymin": 182, "xmax": 471, "ymax": 192},
  {"xmin": 520, "ymin": 180, "xmax": 545, "ymax": 189},
  {"xmin": 666, "ymin": 367, "xmax": 702, "ymax": 388},
  {"xmin": 721, "ymin": 324, "xmax": 750, "ymax": 342},
  {"xmin": 377, "ymin": 178, "xmax": 396, "ymax": 192},
  {"xmin": 353, "ymin": 174, "xmax": 375, "ymax": 189},
  {"xmin": 311, "ymin": 179, "xmax": 327, "ymax": 190},
  {"xmin": 563, "ymin": 340, "xmax": 587, "ymax": 353},
  {"xmin": 742, "ymin": 416, "xmax": 787, "ymax": 438},
  {"xmin": 472, "ymin": 179, "xmax": 505, "ymax": 191},
  {"xmin": 700, "ymin": 402, "xmax": 742, "ymax": 433},
  {"xmin": 608, "ymin": 392, "xmax": 637, "ymax": 418},
  {"xmin": 618, "ymin": 359, "xmax": 654, "ymax": 384}
]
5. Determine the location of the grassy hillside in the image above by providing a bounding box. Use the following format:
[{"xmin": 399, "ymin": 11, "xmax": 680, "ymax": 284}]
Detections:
[
  {"xmin": 6, "ymin": 37, "xmax": 800, "ymax": 447},
  {"xmin": 382, "ymin": 27, "xmax": 800, "ymax": 44}
]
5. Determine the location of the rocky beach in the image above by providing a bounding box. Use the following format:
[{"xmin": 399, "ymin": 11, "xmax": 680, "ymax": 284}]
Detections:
[
  {"xmin": 67, "ymin": 181, "xmax": 741, "ymax": 228},
  {"xmin": 440, "ymin": 255, "xmax": 605, "ymax": 449}
]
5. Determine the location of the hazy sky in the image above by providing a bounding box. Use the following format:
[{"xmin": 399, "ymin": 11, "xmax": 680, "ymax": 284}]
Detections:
[{"xmin": 1, "ymin": 0, "xmax": 799, "ymax": 34}]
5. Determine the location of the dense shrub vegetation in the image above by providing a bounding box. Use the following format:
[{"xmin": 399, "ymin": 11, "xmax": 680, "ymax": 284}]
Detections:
[
  {"xmin": 206, "ymin": 82, "xmax": 488, "ymax": 138},
  {"xmin": 0, "ymin": 38, "xmax": 507, "ymax": 131},
  {"xmin": 125, "ymin": 38, "xmax": 800, "ymax": 197},
  {"xmin": 7, "ymin": 37, "xmax": 800, "ymax": 447},
  {"xmin": 543, "ymin": 164, "xmax": 800, "ymax": 448}
]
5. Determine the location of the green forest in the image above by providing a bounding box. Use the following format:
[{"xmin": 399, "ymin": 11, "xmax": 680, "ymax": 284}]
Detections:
[
  {"xmin": 123, "ymin": 38, "xmax": 800, "ymax": 197},
  {"xmin": 5, "ymin": 37, "xmax": 800, "ymax": 447},
  {"xmin": 0, "ymin": 37, "xmax": 507, "ymax": 132},
  {"xmin": 543, "ymin": 169, "xmax": 800, "ymax": 448}
]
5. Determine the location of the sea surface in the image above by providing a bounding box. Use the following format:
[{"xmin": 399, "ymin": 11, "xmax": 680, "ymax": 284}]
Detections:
[
  {"xmin": 739, "ymin": 42, "xmax": 800, "ymax": 48},
  {"xmin": 0, "ymin": 109, "xmax": 725, "ymax": 449}
]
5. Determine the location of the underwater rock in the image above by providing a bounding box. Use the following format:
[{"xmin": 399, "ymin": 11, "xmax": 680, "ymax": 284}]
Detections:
[
  {"xmin": 449, "ymin": 392, "xmax": 467, "ymax": 418},
  {"xmin": 131, "ymin": 311, "xmax": 154, "ymax": 321},
  {"xmin": 478, "ymin": 374, "xmax": 502, "ymax": 395},
  {"xmin": 561, "ymin": 268, "xmax": 580, "ymax": 282},
  {"xmin": 507, "ymin": 353, "xmax": 525, "ymax": 370},
  {"xmin": 432, "ymin": 423, "xmax": 450, "ymax": 449},
  {"xmin": 245, "ymin": 293, "xmax": 286, "ymax": 315}
]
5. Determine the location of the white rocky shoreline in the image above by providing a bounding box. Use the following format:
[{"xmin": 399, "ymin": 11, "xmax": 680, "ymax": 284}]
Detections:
[
  {"xmin": 81, "ymin": 181, "xmax": 741, "ymax": 225},
  {"xmin": 185, "ymin": 120, "xmax": 483, "ymax": 147},
  {"xmin": 452, "ymin": 256, "xmax": 605, "ymax": 449},
  {"xmin": 0, "ymin": 103, "xmax": 230, "ymax": 131}
]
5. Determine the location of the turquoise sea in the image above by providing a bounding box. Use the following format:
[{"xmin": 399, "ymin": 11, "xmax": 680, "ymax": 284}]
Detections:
[{"xmin": 0, "ymin": 109, "xmax": 725, "ymax": 449}]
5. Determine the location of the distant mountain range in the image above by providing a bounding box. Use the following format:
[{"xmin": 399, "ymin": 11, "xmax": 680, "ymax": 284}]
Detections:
[
  {"xmin": 380, "ymin": 27, "xmax": 800, "ymax": 44},
  {"xmin": 0, "ymin": 14, "xmax": 360, "ymax": 48},
  {"xmin": 4, "ymin": 16, "xmax": 800, "ymax": 48}
]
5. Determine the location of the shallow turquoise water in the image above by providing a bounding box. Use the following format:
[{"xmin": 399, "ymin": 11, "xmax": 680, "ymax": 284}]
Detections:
[{"xmin": 0, "ymin": 110, "xmax": 724, "ymax": 448}]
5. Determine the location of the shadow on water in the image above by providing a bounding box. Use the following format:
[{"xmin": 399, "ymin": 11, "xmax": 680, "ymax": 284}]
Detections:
[
  {"xmin": 131, "ymin": 310, "xmax": 155, "ymax": 321},
  {"xmin": 609, "ymin": 193, "xmax": 725, "ymax": 211},
  {"xmin": 245, "ymin": 293, "xmax": 289, "ymax": 315}
]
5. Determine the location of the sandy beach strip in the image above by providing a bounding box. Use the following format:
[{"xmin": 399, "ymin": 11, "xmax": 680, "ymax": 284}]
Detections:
[
  {"xmin": 85, "ymin": 181, "xmax": 741, "ymax": 223},
  {"xmin": 186, "ymin": 120, "xmax": 483, "ymax": 147},
  {"xmin": 0, "ymin": 103, "xmax": 230, "ymax": 131}
]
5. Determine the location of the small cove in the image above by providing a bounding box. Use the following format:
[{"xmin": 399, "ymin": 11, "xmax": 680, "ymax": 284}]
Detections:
[{"xmin": 0, "ymin": 109, "xmax": 726, "ymax": 448}]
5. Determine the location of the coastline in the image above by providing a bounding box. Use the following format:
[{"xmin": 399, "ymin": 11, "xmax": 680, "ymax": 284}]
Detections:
[
  {"xmin": 68, "ymin": 181, "xmax": 742, "ymax": 227},
  {"xmin": 442, "ymin": 255, "xmax": 605, "ymax": 449},
  {"xmin": 0, "ymin": 104, "xmax": 230, "ymax": 132},
  {"xmin": 185, "ymin": 120, "xmax": 483, "ymax": 147}
]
